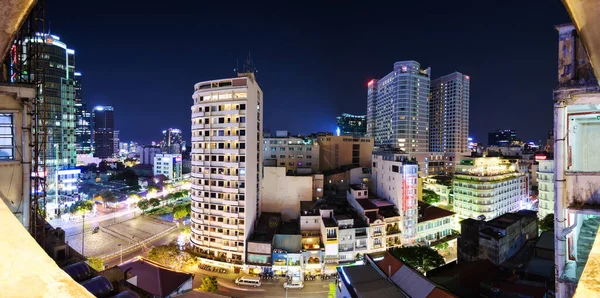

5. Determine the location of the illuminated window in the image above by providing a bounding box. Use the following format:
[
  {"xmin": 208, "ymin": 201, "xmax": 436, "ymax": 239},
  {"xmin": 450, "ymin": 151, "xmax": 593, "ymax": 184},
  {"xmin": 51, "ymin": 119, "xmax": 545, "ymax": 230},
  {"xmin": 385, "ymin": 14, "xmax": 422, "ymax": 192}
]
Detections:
[{"xmin": 0, "ymin": 114, "xmax": 14, "ymax": 160}]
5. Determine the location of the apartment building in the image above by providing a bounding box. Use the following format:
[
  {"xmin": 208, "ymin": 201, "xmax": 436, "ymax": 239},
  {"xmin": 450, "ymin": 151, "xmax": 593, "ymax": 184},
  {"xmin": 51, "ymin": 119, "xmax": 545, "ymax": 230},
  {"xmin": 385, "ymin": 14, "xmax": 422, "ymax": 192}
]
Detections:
[
  {"xmin": 371, "ymin": 151, "xmax": 419, "ymax": 245},
  {"xmin": 459, "ymin": 211, "xmax": 538, "ymax": 265},
  {"xmin": 317, "ymin": 135, "xmax": 373, "ymax": 172},
  {"xmin": 366, "ymin": 60, "xmax": 430, "ymax": 153},
  {"xmin": 153, "ymin": 153, "xmax": 182, "ymax": 181},
  {"xmin": 190, "ymin": 73, "xmax": 262, "ymax": 264},
  {"xmin": 429, "ymin": 72, "xmax": 470, "ymax": 154},
  {"xmin": 453, "ymin": 157, "xmax": 528, "ymax": 221},
  {"xmin": 263, "ymin": 130, "xmax": 319, "ymax": 174},
  {"xmin": 536, "ymin": 158, "xmax": 554, "ymax": 220}
]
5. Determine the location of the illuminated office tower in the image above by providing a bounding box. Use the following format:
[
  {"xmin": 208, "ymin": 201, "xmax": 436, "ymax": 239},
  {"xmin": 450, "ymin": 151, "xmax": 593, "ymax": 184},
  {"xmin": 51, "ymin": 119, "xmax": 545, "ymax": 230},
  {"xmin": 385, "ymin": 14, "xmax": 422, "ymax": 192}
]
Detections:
[
  {"xmin": 92, "ymin": 106, "xmax": 115, "ymax": 159},
  {"xmin": 74, "ymin": 72, "xmax": 92, "ymax": 154},
  {"xmin": 20, "ymin": 33, "xmax": 77, "ymax": 194},
  {"xmin": 366, "ymin": 61, "xmax": 430, "ymax": 153},
  {"xmin": 190, "ymin": 73, "xmax": 263, "ymax": 264}
]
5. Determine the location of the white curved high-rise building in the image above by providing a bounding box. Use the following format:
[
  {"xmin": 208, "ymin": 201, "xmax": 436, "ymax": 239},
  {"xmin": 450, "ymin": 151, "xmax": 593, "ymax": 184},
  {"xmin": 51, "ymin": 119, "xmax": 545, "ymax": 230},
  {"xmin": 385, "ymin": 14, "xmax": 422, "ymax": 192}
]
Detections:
[{"xmin": 190, "ymin": 73, "xmax": 262, "ymax": 264}]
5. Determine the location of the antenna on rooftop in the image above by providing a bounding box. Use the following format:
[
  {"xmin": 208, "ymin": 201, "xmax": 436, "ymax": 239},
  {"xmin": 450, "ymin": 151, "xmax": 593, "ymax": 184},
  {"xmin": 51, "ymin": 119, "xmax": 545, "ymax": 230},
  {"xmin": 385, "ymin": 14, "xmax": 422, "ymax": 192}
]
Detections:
[{"xmin": 243, "ymin": 51, "xmax": 258, "ymax": 74}]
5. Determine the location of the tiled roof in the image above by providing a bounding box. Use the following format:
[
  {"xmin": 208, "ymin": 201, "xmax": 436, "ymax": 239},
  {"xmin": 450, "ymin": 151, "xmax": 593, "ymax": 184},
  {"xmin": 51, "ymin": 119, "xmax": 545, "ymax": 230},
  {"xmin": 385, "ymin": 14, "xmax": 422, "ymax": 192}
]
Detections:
[
  {"xmin": 418, "ymin": 202, "xmax": 455, "ymax": 223},
  {"xmin": 118, "ymin": 258, "xmax": 193, "ymax": 297}
]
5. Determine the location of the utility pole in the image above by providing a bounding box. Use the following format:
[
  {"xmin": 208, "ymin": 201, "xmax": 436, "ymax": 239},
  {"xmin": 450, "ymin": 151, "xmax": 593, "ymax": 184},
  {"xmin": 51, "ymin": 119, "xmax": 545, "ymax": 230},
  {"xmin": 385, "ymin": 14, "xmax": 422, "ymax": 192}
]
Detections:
[
  {"xmin": 81, "ymin": 214, "xmax": 85, "ymax": 257},
  {"xmin": 118, "ymin": 243, "xmax": 123, "ymax": 264}
]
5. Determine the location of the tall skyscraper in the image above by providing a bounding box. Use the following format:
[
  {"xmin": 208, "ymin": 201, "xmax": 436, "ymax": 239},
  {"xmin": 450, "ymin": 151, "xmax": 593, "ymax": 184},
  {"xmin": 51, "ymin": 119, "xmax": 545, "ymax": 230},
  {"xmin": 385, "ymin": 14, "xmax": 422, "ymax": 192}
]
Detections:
[
  {"xmin": 161, "ymin": 128, "xmax": 183, "ymax": 154},
  {"xmin": 74, "ymin": 72, "xmax": 92, "ymax": 154},
  {"xmin": 113, "ymin": 130, "xmax": 120, "ymax": 157},
  {"xmin": 366, "ymin": 61, "xmax": 430, "ymax": 153},
  {"xmin": 336, "ymin": 113, "xmax": 366, "ymax": 137},
  {"xmin": 429, "ymin": 72, "xmax": 470, "ymax": 153},
  {"xmin": 21, "ymin": 33, "xmax": 77, "ymax": 192},
  {"xmin": 92, "ymin": 106, "xmax": 115, "ymax": 159},
  {"xmin": 190, "ymin": 73, "xmax": 262, "ymax": 264}
]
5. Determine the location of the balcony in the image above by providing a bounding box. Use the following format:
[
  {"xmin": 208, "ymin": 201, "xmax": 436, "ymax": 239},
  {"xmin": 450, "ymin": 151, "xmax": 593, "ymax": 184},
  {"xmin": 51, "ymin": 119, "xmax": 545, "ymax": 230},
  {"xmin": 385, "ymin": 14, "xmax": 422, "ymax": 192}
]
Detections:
[
  {"xmin": 190, "ymin": 172, "xmax": 204, "ymax": 179},
  {"xmin": 192, "ymin": 123, "xmax": 204, "ymax": 129},
  {"xmin": 566, "ymin": 171, "xmax": 600, "ymax": 209},
  {"xmin": 192, "ymin": 112, "xmax": 205, "ymax": 118},
  {"xmin": 191, "ymin": 136, "xmax": 204, "ymax": 142},
  {"xmin": 191, "ymin": 160, "xmax": 204, "ymax": 166}
]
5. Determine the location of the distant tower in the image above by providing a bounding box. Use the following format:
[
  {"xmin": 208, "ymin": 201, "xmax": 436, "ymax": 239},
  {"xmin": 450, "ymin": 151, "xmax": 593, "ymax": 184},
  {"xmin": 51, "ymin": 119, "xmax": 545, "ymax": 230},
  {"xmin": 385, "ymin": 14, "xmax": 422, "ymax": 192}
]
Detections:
[{"xmin": 92, "ymin": 106, "xmax": 115, "ymax": 159}]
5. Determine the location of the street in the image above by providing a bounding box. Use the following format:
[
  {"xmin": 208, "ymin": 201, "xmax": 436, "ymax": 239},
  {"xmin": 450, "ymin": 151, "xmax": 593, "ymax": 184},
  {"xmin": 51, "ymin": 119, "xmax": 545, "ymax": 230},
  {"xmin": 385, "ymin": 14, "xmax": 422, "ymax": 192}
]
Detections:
[
  {"xmin": 104, "ymin": 227, "xmax": 181, "ymax": 267},
  {"xmin": 190, "ymin": 269, "xmax": 332, "ymax": 298}
]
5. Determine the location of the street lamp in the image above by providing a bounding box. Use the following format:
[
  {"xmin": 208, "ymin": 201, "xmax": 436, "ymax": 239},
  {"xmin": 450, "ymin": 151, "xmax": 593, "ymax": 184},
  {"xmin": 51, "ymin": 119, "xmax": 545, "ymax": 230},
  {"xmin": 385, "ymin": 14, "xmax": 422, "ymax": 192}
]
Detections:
[
  {"xmin": 81, "ymin": 214, "xmax": 85, "ymax": 257},
  {"xmin": 118, "ymin": 243, "xmax": 123, "ymax": 264}
]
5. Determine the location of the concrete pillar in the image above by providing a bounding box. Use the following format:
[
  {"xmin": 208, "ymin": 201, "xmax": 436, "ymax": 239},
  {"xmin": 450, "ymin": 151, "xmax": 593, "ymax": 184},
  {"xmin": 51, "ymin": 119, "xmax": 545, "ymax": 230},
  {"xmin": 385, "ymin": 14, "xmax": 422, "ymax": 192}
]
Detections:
[{"xmin": 554, "ymin": 100, "xmax": 567, "ymax": 297}]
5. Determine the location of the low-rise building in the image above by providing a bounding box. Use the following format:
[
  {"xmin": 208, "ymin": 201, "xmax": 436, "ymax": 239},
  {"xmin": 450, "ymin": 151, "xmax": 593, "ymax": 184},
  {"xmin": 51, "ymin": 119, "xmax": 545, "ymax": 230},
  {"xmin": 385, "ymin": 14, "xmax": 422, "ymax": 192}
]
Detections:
[
  {"xmin": 416, "ymin": 202, "xmax": 456, "ymax": 245},
  {"xmin": 424, "ymin": 175, "xmax": 453, "ymax": 205},
  {"xmin": 153, "ymin": 153, "xmax": 182, "ymax": 181},
  {"xmin": 453, "ymin": 157, "xmax": 528, "ymax": 220},
  {"xmin": 323, "ymin": 165, "xmax": 370, "ymax": 196},
  {"xmin": 336, "ymin": 252, "xmax": 456, "ymax": 298},
  {"xmin": 263, "ymin": 130, "xmax": 320, "ymax": 174},
  {"xmin": 458, "ymin": 210, "xmax": 538, "ymax": 265}
]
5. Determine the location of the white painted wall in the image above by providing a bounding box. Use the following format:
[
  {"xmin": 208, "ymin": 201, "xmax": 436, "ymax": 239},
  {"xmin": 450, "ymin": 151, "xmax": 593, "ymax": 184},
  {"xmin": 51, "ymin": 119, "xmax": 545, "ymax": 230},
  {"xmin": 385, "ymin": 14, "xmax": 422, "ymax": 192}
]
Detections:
[{"xmin": 261, "ymin": 167, "xmax": 312, "ymax": 221}]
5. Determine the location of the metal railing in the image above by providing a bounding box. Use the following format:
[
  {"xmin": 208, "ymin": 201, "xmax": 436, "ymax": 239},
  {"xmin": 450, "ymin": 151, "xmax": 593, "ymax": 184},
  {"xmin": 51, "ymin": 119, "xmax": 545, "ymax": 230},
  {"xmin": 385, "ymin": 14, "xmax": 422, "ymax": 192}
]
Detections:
[{"xmin": 100, "ymin": 224, "xmax": 178, "ymax": 262}]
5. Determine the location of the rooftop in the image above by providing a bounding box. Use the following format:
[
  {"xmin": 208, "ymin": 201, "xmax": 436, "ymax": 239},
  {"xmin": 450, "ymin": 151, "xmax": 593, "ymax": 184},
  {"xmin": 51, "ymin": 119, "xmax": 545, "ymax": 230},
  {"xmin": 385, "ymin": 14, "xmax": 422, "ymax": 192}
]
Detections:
[
  {"xmin": 356, "ymin": 199, "xmax": 378, "ymax": 211},
  {"xmin": 417, "ymin": 201, "xmax": 455, "ymax": 223},
  {"xmin": 487, "ymin": 210, "xmax": 536, "ymax": 230},
  {"xmin": 339, "ymin": 264, "xmax": 407, "ymax": 298},
  {"xmin": 118, "ymin": 257, "xmax": 193, "ymax": 297}
]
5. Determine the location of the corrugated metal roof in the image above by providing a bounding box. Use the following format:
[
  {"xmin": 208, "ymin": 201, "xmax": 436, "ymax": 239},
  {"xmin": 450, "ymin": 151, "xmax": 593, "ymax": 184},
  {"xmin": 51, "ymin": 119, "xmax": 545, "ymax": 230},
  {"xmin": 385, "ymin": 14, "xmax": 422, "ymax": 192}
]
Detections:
[{"xmin": 391, "ymin": 265, "xmax": 435, "ymax": 298}]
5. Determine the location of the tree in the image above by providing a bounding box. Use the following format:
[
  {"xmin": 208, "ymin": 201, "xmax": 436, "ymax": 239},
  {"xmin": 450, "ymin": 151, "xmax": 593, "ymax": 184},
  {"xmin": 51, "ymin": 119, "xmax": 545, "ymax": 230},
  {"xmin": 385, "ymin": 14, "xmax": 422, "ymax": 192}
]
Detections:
[
  {"xmin": 422, "ymin": 189, "xmax": 441, "ymax": 205},
  {"xmin": 148, "ymin": 185, "xmax": 161, "ymax": 192},
  {"xmin": 69, "ymin": 200, "xmax": 94, "ymax": 215},
  {"xmin": 98, "ymin": 190, "xmax": 118, "ymax": 206},
  {"xmin": 390, "ymin": 246, "xmax": 445, "ymax": 273},
  {"xmin": 539, "ymin": 213, "xmax": 554, "ymax": 232},
  {"xmin": 173, "ymin": 203, "xmax": 190, "ymax": 220},
  {"xmin": 199, "ymin": 276, "xmax": 218, "ymax": 293},
  {"xmin": 147, "ymin": 244, "xmax": 179, "ymax": 267},
  {"xmin": 148, "ymin": 198, "xmax": 160, "ymax": 208},
  {"xmin": 110, "ymin": 168, "xmax": 139, "ymax": 186},
  {"xmin": 87, "ymin": 257, "xmax": 104, "ymax": 271},
  {"xmin": 137, "ymin": 199, "xmax": 149, "ymax": 211}
]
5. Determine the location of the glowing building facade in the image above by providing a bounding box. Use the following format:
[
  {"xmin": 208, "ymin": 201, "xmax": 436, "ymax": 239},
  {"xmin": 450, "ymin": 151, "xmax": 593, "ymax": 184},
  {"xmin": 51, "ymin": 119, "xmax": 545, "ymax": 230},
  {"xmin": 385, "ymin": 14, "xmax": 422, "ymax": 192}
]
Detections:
[
  {"xmin": 161, "ymin": 128, "xmax": 184, "ymax": 154},
  {"xmin": 74, "ymin": 72, "xmax": 91, "ymax": 154},
  {"xmin": 18, "ymin": 33, "xmax": 77, "ymax": 192},
  {"xmin": 92, "ymin": 106, "xmax": 115, "ymax": 159},
  {"xmin": 429, "ymin": 72, "xmax": 470, "ymax": 153},
  {"xmin": 190, "ymin": 73, "xmax": 262, "ymax": 264},
  {"xmin": 336, "ymin": 113, "xmax": 366, "ymax": 137},
  {"xmin": 453, "ymin": 157, "xmax": 528, "ymax": 221},
  {"xmin": 371, "ymin": 152, "xmax": 419, "ymax": 245},
  {"xmin": 366, "ymin": 61, "xmax": 430, "ymax": 153}
]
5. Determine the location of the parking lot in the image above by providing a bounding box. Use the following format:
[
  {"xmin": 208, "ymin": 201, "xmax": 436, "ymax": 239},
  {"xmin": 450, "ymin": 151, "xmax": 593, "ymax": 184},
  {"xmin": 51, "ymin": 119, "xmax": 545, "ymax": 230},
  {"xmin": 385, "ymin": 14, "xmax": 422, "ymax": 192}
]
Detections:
[{"xmin": 66, "ymin": 216, "xmax": 174, "ymax": 257}]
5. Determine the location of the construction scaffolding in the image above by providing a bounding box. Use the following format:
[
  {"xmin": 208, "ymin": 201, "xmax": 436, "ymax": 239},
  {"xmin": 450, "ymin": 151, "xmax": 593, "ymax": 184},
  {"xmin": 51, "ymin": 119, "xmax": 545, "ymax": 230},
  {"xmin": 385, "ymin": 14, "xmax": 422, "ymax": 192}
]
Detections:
[{"xmin": 4, "ymin": 0, "xmax": 48, "ymax": 245}]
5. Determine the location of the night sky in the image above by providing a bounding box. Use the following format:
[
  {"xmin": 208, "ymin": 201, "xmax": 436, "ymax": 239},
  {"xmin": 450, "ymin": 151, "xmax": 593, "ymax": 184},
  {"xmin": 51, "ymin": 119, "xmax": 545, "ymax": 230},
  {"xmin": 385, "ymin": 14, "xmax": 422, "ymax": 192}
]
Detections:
[{"xmin": 47, "ymin": 1, "xmax": 571, "ymax": 146}]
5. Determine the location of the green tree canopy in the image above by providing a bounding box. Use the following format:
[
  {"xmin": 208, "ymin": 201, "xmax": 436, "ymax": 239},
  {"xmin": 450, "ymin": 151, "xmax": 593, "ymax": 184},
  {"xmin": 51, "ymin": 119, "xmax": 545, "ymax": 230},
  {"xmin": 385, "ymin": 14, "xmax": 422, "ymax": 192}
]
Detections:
[
  {"xmin": 540, "ymin": 213, "xmax": 554, "ymax": 232},
  {"xmin": 98, "ymin": 190, "xmax": 118, "ymax": 204},
  {"xmin": 422, "ymin": 189, "xmax": 441, "ymax": 205},
  {"xmin": 148, "ymin": 198, "xmax": 160, "ymax": 208},
  {"xmin": 147, "ymin": 244, "xmax": 179, "ymax": 267},
  {"xmin": 199, "ymin": 276, "xmax": 218, "ymax": 293},
  {"xmin": 137, "ymin": 199, "xmax": 149, "ymax": 211},
  {"xmin": 173, "ymin": 203, "xmax": 190, "ymax": 220},
  {"xmin": 390, "ymin": 245, "xmax": 445, "ymax": 273},
  {"xmin": 69, "ymin": 200, "xmax": 94, "ymax": 215},
  {"xmin": 87, "ymin": 257, "xmax": 104, "ymax": 271}
]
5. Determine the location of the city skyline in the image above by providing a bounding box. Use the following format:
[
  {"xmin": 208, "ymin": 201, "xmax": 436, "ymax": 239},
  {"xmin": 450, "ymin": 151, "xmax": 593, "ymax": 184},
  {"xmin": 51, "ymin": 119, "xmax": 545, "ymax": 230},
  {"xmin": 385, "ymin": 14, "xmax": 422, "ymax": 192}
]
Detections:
[{"xmin": 45, "ymin": 1, "xmax": 571, "ymax": 146}]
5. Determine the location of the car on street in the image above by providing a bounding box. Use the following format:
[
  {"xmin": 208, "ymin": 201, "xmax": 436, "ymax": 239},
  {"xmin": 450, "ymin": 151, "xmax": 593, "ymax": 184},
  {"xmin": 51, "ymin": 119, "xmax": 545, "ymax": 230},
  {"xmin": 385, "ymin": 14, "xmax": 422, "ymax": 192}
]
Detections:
[{"xmin": 283, "ymin": 281, "xmax": 304, "ymax": 289}]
